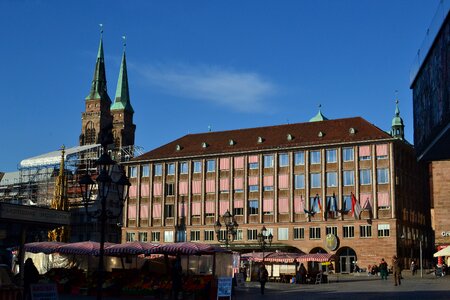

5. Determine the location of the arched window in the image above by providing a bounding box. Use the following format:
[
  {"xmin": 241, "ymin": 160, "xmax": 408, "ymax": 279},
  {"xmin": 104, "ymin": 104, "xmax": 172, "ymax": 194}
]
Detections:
[{"xmin": 85, "ymin": 122, "xmax": 96, "ymax": 144}]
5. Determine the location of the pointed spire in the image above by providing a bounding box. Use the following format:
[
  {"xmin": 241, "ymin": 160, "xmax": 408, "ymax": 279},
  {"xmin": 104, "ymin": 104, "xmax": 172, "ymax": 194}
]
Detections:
[
  {"xmin": 112, "ymin": 35, "xmax": 134, "ymax": 113},
  {"xmin": 309, "ymin": 104, "xmax": 329, "ymax": 122},
  {"xmin": 86, "ymin": 24, "xmax": 110, "ymax": 102},
  {"xmin": 391, "ymin": 95, "xmax": 405, "ymax": 140}
]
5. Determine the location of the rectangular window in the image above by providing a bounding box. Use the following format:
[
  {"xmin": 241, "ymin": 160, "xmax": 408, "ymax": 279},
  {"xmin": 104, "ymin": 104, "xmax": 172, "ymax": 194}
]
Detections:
[
  {"xmin": 326, "ymin": 149, "xmax": 337, "ymax": 163},
  {"xmin": 218, "ymin": 230, "xmax": 227, "ymax": 241},
  {"xmin": 264, "ymin": 155, "xmax": 274, "ymax": 168},
  {"xmin": 343, "ymin": 170, "xmax": 354, "ymax": 186},
  {"xmin": 377, "ymin": 168, "xmax": 389, "ymax": 184},
  {"xmin": 233, "ymin": 207, "xmax": 244, "ymax": 216},
  {"xmin": 249, "ymin": 185, "xmax": 259, "ymax": 192},
  {"xmin": 309, "ymin": 227, "xmax": 321, "ymax": 239},
  {"xmin": 310, "ymin": 150, "xmax": 321, "ymax": 164},
  {"xmin": 326, "ymin": 226, "xmax": 337, "ymax": 236},
  {"xmin": 377, "ymin": 224, "xmax": 390, "ymax": 237},
  {"xmin": 293, "ymin": 227, "xmax": 305, "ymax": 240},
  {"xmin": 190, "ymin": 230, "xmax": 200, "ymax": 241},
  {"xmin": 263, "ymin": 186, "xmax": 274, "ymax": 192},
  {"xmin": 248, "ymin": 200, "xmax": 259, "ymax": 215},
  {"xmin": 343, "ymin": 147, "xmax": 354, "ymax": 162},
  {"xmin": 359, "ymin": 169, "xmax": 372, "ymax": 185},
  {"xmin": 279, "ymin": 153, "xmax": 289, "ymax": 167},
  {"xmin": 204, "ymin": 230, "xmax": 215, "ymax": 241},
  {"xmin": 235, "ymin": 229, "xmax": 243, "ymax": 241},
  {"xmin": 247, "ymin": 229, "xmax": 258, "ymax": 241},
  {"xmin": 206, "ymin": 160, "xmax": 215, "ymax": 172},
  {"xmin": 360, "ymin": 225, "xmax": 372, "ymax": 238},
  {"xmin": 164, "ymin": 231, "xmax": 174, "ymax": 242},
  {"xmin": 193, "ymin": 161, "xmax": 202, "ymax": 173},
  {"xmin": 141, "ymin": 165, "xmax": 150, "ymax": 177},
  {"xmin": 376, "ymin": 144, "xmax": 388, "ymax": 159},
  {"xmin": 167, "ymin": 163, "xmax": 175, "ymax": 175},
  {"xmin": 165, "ymin": 183, "xmax": 175, "ymax": 196},
  {"xmin": 326, "ymin": 172, "xmax": 337, "ymax": 187},
  {"xmin": 164, "ymin": 204, "xmax": 174, "ymax": 218},
  {"xmin": 278, "ymin": 228, "xmax": 289, "ymax": 240},
  {"xmin": 151, "ymin": 232, "xmax": 160, "ymax": 242},
  {"xmin": 154, "ymin": 164, "xmax": 163, "ymax": 176},
  {"xmin": 359, "ymin": 146, "xmax": 371, "ymax": 161},
  {"xmin": 294, "ymin": 151, "xmax": 305, "ymax": 165},
  {"xmin": 139, "ymin": 232, "xmax": 148, "ymax": 242},
  {"xmin": 180, "ymin": 162, "xmax": 188, "ymax": 174},
  {"xmin": 126, "ymin": 232, "xmax": 136, "ymax": 242},
  {"xmin": 249, "ymin": 162, "xmax": 259, "ymax": 169},
  {"xmin": 310, "ymin": 173, "xmax": 321, "ymax": 188},
  {"xmin": 343, "ymin": 226, "xmax": 355, "ymax": 238},
  {"xmin": 294, "ymin": 174, "xmax": 305, "ymax": 189},
  {"xmin": 129, "ymin": 166, "xmax": 137, "ymax": 178}
]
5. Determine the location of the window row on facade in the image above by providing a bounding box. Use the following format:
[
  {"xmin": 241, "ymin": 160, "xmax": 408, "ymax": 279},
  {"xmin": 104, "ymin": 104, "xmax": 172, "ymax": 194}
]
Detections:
[
  {"xmin": 125, "ymin": 223, "xmax": 391, "ymax": 243},
  {"xmin": 129, "ymin": 168, "xmax": 390, "ymax": 198},
  {"xmin": 127, "ymin": 191, "xmax": 391, "ymax": 220},
  {"xmin": 129, "ymin": 144, "xmax": 390, "ymax": 177}
]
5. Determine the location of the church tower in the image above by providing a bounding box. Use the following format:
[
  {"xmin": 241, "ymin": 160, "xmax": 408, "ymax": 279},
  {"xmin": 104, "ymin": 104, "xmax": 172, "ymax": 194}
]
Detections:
[
  {"xmin": 110, "ymin": 37, "xmax": 136, "ymax": 161},
  {"xmin": 80, "ymin": 27, "xmax": 113, "ymax": 146},
  {"xmin": 391, "ymin": 99, "xmax": 405, "ymax": 140}
]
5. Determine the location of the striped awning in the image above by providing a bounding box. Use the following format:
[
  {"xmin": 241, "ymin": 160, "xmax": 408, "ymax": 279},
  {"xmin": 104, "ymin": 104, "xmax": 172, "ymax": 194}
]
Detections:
[
  {"xmin": 24, "ymin": 242, "xmax": 66, "ymax": 254},
  {"xmin": 245, "ymin": 251, "xmax": 304, "ymax": 263},
  {"xmin": 150, "ymin": 242, "xmax": 228, "ymax": 256},
  {"xmin": 104, "ymin": 241, "xmax": 160, "ymax": 256},
  {"xmin": 296, "ymin": 253, "xmax": 335, "ymax": 262},
  {"xmin": 57, "ymin": 241, "xmax": 116, "ymax": 256}
]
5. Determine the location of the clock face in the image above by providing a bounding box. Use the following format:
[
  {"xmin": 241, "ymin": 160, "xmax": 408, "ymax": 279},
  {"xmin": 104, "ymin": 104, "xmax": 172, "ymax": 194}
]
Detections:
[{"xmin": 325, "ymin": 233, "xmax": 339, "ymax": 251}]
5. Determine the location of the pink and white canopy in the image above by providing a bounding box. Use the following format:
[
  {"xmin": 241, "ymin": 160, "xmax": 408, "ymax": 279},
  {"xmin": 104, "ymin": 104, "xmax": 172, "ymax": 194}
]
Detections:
[
  {"xmin": 150, "ymin": 242, "xmax": 227, "ymax": 256},
  {"xmin": 24, "ymin": 242, "xmax": 66, "ymax": 254},
  {"xmin": 296, "ymin": 253, "xmax": 335, "ymax": 262},
  {"xmin": 104, "ymin": 241, "xmax": 160, "ymax": 256},
  {"xmin": 261, "ymin": 252, "xmax": 305, "ymax": 263},
  {"xmin": 241, "ymin": 252, "xmax": 274, "ymax": 262},
  {"xmin": 57, "ymin": 241, "xmax": 116, "ymax": 256}
]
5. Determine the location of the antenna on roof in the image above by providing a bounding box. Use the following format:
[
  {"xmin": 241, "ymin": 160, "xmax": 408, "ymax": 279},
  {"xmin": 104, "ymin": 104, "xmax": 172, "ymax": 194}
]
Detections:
[
  {"xmin": 394, "ymin": 89, "xmax": 399, "ymax": 100},
  {"xmin": 208, "ymin": 125, "xmax": 212, "ymax": 132}
]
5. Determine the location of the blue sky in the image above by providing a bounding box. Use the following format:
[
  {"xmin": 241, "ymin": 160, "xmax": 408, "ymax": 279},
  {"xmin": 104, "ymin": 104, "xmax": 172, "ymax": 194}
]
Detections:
[{"xmin": 0, "ymin": 0, "xmax": 440, "ymax": 172}]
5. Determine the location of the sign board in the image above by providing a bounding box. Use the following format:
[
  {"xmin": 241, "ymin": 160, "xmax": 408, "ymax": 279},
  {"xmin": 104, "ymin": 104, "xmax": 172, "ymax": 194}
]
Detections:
[
  {"xmin": 235, "ymin": 272, "xmax": 245, "ymax": 287},
  {"xmin": 31, "ymin": 284, "xmax": 58, "ymax": 300},
  {"xmin": 217, "ymin": 276, "xmax": 232, "ymax": 299},
  {"xmin": 0, "ymin": 203, "xmax": 70, "ymax": 225}
]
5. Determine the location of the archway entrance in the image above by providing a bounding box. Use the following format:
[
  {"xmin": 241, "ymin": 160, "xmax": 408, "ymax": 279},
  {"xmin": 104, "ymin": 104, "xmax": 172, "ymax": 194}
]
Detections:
[
  {"xmin": 308, "ymin": 247, "xmax": 328, "ymax": 273},
  {"xmin": 336, "ymin": 247, "xmax": 357, "ymax": 273}
]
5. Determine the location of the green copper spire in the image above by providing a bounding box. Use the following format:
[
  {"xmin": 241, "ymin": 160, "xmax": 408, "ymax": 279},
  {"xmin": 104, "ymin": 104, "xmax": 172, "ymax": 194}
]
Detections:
[
  {"xmin": 86, "ymin": 24, "xmax": 110, "ymax": 102},
  {"xmin": 111, "ymin": 36, "xmax": 134, "ymax": 113},
  {"xmin": 309, "ymin": 104, "xmax": 329, "ymax": 122},
  {"xmin": 391, "ymin": 98, "xmax": 405, "ymax": 140}
]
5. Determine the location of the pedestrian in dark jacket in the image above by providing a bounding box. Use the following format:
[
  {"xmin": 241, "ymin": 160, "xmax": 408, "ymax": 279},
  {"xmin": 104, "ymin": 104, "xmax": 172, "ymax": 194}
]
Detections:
[
  {"xmin": 258, "ymin": 264, "xmax": 269, "ymax": 295},
  {"xmin": 392, "ymin": 255, "xmax": 402, "ymax": 286},
  {"xmin": 379, "ymin": 258, "xmax": 388, "ymax": 280},
  {"xmin": 23, "ymin": 258, "xmax": 39, "ymax": 300}
]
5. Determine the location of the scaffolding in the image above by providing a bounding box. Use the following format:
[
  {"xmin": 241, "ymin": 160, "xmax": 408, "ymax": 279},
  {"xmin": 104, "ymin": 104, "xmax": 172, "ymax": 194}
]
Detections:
[{"xmin": 0, "ymin": 144, "xmax": 143, "ymax": 207}]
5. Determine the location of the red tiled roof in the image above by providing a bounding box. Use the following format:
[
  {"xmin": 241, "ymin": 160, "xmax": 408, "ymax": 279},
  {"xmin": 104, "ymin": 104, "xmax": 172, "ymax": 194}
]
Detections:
[{"xmin": 133, "ymin": 117, "xmax": 393, "ymax": 161}]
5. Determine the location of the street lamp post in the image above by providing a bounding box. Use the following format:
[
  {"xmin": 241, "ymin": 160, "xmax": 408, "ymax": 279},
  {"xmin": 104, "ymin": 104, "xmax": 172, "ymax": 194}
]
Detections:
[
  {"xmin": 257, "ymin": 226, "xmax": 273, "ymax": 263},
  {"xmin": 419, "ymin": 238, "xmax": 423, "ymax": 278},
  {"xmin": 214, "ymin": 210, "xmax": 238, "ymax": 248},
  {"xmin": 79, "ymin": 143, "xmax": 130, "ymax": 300}
]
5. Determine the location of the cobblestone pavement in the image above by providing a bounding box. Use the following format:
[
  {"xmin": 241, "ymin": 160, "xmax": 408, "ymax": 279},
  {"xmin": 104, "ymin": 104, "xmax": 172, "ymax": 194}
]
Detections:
[{"xmin": 59, "ymin": 272, "xmax": 450, "ymax": 300}]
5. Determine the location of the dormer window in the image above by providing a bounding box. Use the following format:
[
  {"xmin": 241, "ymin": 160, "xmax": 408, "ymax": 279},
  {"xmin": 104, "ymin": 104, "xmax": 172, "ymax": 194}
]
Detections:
[
  {"xmin": 202, "ymin": 142, "xmax": 208, "ymax": 148},
  {"xmin": 287, "ymin": 134, "xmax": 293, "ymax": 141},
  {"xmin": 229, "ymin": 139, "xmax": 236, "ymax": 146},
  {"xmin": 318, "ymin": 131, "xmax": 324, "ymax": 137},
  {"xmin": 349, "ymin": 127, "xmax": 356, "ymax": 135},
  {"xmin": 176, "ymin": 144, "xmax": 182, "ymax": 151},
  {"xmin": 257, "ymin": 137, "xmax": 264, "ymax": 144}
]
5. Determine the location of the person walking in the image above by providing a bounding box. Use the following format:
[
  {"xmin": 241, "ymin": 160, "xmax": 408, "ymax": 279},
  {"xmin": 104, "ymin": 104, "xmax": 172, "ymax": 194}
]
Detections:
[
  {"xmin": 258, "ymin": 264, "xmax": 269, "ymax": 295},
  {"xmin": 411, "ymin": 260, "xmax": 417, "ymax": 275},
  {"xmin": 392, "ymin": 255, "xmax": 402, "ymax": 286},
  {"xmin": 23, "ymin": 258, "xmax": 39, "ymax": 300},
  {"xmin": 379, "ymin": 258, "xmax": 388, "ymax": 280},
  {"xmin": 299, "ymin": 263, "xmax": 307, "ymax": 284}
]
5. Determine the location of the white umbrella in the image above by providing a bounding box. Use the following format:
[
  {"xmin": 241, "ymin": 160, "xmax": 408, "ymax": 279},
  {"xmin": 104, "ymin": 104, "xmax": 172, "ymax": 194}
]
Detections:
[{"xmin": 433, "ymin": 246, "xmax": 450, "ymax": 257}]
